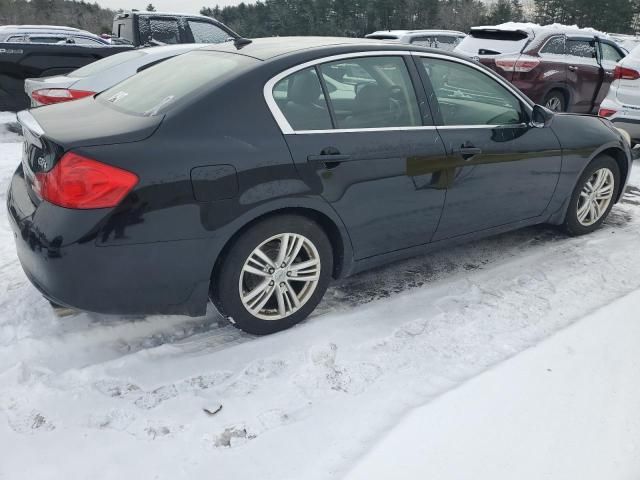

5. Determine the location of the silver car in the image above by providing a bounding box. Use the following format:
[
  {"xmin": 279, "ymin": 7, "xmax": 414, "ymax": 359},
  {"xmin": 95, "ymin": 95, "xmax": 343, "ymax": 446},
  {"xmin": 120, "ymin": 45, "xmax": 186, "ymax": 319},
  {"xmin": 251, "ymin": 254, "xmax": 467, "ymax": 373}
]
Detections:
[
  {"xmin": 24, "ymin": 43, "xmax": 205, "ymax": 107},
  {"xmin": 599, "ymin": 44, "xmax": 640, "ymax": 144},
  {"xmin": 365, "ymin": 30, "xmax": 466, "ymax": 51}
]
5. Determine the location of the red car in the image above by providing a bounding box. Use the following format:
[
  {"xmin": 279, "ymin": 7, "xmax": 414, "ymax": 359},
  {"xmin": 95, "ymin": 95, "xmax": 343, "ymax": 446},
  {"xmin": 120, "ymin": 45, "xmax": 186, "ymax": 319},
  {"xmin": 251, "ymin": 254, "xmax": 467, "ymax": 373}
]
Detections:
[{"xmin": 455, "ymin": 24, "xmax": 627, "ymax": 112}]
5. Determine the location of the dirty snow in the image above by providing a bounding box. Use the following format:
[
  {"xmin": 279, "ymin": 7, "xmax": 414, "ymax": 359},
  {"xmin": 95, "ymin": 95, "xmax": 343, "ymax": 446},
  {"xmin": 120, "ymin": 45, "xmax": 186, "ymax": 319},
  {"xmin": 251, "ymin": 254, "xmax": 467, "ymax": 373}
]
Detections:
[{"xmin": 1, "ymin": 111, "xmax": 640, "ymax": 479}]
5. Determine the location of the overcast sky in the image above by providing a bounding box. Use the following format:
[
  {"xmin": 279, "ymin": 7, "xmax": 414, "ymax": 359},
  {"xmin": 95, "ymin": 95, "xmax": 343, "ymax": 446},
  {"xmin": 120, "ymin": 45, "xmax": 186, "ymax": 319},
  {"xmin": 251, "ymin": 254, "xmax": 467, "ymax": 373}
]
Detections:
[{"xmin": 94, "ymin": 0, "xmax": 243, "ymax": 15}]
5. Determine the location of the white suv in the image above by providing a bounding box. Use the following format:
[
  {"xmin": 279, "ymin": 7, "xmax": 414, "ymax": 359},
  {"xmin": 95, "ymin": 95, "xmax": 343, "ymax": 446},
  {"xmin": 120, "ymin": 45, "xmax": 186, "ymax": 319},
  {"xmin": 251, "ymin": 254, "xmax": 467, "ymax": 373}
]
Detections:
[{"xmin": 599, "ymin": 45, "xmax": 640, "ymax": 144}]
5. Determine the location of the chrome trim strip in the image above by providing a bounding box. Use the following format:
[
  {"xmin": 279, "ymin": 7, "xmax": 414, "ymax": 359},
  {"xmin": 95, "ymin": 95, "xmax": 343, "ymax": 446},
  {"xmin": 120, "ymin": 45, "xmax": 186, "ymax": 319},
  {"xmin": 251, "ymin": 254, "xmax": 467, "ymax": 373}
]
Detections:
[
  {"xmin": 263, "ymin": 49, "xmax": 534, "ymax": 135},
  {"xmin": 16, "ymin": 110, "xmax": 44, "ymax": 137}
]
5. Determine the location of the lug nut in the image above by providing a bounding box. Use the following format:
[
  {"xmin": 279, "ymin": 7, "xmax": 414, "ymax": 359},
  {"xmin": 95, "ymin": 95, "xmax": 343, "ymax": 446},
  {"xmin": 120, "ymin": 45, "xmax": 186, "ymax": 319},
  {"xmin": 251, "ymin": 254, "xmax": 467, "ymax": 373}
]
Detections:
[
  {"xmin": 269, "ymin": 281, "xmax": 274, "ymax": 286},
  {"xmin": 286, "ymin": 271, "xmax": 292, "ymax": 277},
  {"xmin": 269, "ymin": 268, "xmax": 275, "ymax": 274},
  {"xmin": 280, "ymin": 263, "xmax": 286, "ymax": 268}
]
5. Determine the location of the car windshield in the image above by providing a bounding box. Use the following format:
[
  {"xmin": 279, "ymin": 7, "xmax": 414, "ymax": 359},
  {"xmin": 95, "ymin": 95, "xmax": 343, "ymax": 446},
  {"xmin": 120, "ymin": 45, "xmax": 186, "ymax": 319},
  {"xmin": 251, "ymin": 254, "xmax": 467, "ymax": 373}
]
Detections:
[
  {"xmin": 72, "ymin": 50, "xmax": 147, "ymax": 78},
  {"xmin": 98, "ymin": 50, "xmax": 253, "ymax": 116},
  {"xmin": 456, "ymin": 30, "xmax": 530, "ymax": 55}
]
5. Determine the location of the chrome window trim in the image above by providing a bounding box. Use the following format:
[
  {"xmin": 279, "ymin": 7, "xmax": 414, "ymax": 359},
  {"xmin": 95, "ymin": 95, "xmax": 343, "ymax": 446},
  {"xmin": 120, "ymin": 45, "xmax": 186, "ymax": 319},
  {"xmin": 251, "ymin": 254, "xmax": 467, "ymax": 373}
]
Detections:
[{"xmin": 263, "ymin": 50, "xmax": 533, "ymax": 135}]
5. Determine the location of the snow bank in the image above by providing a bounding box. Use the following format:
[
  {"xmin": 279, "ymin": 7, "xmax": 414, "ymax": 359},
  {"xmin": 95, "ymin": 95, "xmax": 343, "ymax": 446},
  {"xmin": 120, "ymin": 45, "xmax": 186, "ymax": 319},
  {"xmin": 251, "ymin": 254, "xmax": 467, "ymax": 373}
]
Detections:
[{"xmin": 346, "ymin": 288, "xmax": 640, "ymax": 479}]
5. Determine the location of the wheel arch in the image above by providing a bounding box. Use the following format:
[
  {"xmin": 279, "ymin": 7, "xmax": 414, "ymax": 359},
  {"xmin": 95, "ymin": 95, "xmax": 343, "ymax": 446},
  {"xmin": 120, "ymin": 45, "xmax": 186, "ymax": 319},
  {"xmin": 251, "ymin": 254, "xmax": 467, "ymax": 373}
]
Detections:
[
  {"xmin": 211, "ymin": 204, "xmax": 355, "ymax": 289},
  {"xmin": 596, "ymin": 146, "xmax": 630, "ymax": 202},
  {"xmin": 544, "ymin": 86, "xmax": 571, "ymax": 110}
]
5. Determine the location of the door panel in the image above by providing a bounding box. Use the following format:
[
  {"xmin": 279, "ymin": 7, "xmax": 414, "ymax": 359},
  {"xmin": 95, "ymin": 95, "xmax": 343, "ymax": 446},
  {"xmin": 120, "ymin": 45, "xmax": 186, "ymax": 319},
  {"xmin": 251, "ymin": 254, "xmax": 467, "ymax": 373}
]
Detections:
[
  {"xmin": 432, "ymin": 125, "xmax": 562, "ymax": 240},
  {"xmin": 285, "ymin": 131, "xmax": 448, "ymax": 259},
  {"xmin": 594, "ymin": 42, "xmax": 626, "ymax": 107},
  {"xmin": 415, "ymin": 55, "xmax": 562, "ymax": 241},
  {"xmin": 566, "ymin": 39, "xmax": 601, "ymax": 112}
]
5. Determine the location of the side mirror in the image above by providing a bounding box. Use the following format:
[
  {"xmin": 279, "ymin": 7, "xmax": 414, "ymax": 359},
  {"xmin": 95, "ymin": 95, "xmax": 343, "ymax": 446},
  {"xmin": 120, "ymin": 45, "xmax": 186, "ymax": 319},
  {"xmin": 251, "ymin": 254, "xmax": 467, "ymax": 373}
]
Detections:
[{"xmin": 530, "ymin": 104, "xmax": 554, "ymax": 128}]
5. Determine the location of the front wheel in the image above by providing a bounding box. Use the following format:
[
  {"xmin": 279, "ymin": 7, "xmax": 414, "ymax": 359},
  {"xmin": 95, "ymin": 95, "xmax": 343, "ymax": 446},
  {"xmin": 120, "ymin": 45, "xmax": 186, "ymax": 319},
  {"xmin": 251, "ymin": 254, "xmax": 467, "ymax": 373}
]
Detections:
[
  {"xmin": 211, "ymin": 215, "xmax": 333, "ymax": 335},
  {"xmin": 563, "ymin": 155, "xmax": 620, "ymax": 236}
]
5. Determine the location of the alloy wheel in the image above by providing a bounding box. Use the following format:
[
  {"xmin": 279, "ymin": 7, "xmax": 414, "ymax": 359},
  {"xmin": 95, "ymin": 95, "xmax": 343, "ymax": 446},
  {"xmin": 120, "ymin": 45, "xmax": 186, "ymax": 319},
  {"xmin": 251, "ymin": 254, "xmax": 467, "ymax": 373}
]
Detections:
[
  {"xmin": 545, "ymin": 96, "xmax": 562, "ymax": 112},
  {"xmin": 239, "ymin": 233, "xmax": 321, "ymax": 321},
  {"xmin": 576, "ymin": 167, "xmax": 615, "ymax": 227}
]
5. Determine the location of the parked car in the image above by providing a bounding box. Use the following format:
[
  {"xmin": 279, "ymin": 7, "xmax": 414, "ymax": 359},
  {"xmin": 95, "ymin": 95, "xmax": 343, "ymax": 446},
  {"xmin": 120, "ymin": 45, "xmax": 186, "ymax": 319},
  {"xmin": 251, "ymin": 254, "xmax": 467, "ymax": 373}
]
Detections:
[
  {"xmin": 0, "ymin": 25, "xmax": 133, "ymax": 111},
  {"xmin": 24, "ymin": 44, "xmax": 205, "ymax": 107},
  {"xmin": 8, "ymin": 37, "xmax": 632, "ymax": 335},
  {"xmin": 454, "ymin": 23, "xmax": 627, "ymax": 112},
  {"xmin": 112, "ymin": 10, "xmax": 238, "ymax": 47},
  {"xmin": 598, "ymin": 45, "xmax": 640, "ymax": 144},
  {"xmin": 365, "ymin": 30, "xmax": 466, "ymax": 51}
]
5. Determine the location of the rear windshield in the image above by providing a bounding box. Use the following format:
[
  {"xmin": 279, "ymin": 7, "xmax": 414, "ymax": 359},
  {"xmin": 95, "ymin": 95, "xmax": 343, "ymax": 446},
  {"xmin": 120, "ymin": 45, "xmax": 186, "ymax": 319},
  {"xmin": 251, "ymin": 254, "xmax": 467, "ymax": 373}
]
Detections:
[
  {"xmin": 456, "ymin": 30, "xmax": 530, "ymax": 56},
  {"xmin": 98, "ymin": 50, "xmax": 252, "ymax": 116},
  {"xmin": 72, "ymin": 50, "xmax": 146, "ymax": 78}
]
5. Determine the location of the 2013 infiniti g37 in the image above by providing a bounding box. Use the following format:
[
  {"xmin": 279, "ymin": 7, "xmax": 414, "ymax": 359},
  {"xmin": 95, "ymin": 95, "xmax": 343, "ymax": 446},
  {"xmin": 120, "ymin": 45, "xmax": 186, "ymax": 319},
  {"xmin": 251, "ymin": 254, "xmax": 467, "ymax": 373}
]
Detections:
[{"xmin": 7, "ymin": 37, "xmax": 633, "ymax": 334}]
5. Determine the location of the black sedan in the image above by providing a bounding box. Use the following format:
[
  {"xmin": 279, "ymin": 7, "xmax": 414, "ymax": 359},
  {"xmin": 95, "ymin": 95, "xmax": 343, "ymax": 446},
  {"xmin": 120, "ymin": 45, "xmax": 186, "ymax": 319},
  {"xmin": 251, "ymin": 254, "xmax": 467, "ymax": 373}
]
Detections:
[{"xmin": 7, "ymin": 37, "xmax": 633, "ymax": 334}]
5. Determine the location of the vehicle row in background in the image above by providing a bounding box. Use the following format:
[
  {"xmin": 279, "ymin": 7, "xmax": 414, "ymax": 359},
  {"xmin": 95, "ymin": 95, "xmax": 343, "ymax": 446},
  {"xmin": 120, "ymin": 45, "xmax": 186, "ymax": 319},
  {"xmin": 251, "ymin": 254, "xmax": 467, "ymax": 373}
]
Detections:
[
  {"xmin": 365, "ymin": 29, "xmax": 466, "ymax": 51},
  {"xmin": 25, "ymin": 44, "xmax": 204, "ymax": 107},
  {"xmin": 454, "ymin": 23, "xmax": 627, "ymax": 113},
  {"xmin": 0, "ymin": 11, "xmax": 239, "ymax": 111}
]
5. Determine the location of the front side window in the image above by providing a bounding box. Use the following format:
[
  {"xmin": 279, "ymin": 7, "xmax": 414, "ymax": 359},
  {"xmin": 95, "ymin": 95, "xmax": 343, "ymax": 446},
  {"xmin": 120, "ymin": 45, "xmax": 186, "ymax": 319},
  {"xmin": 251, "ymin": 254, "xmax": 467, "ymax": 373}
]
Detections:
[
  {"xmin": 273, "ymin": 68, "xmax": 332, "ymax": 131},
  {"xmin": 421, "ymin": 58, "xmax": 524, "ymax": 126},
  {"xmin": 187, "ymin": 21, "xmax": 231, "ymax": 43},
  {"xmin": 541, "ymin": 36, "xmax": 565, "ymax": 55},
  {"xmin": 150, "ymin": 18, "xmax": 180, "ymax": 44},
  {"xmin": 319, "ymin": 56, "xmax": 421, "ymax": 129}
]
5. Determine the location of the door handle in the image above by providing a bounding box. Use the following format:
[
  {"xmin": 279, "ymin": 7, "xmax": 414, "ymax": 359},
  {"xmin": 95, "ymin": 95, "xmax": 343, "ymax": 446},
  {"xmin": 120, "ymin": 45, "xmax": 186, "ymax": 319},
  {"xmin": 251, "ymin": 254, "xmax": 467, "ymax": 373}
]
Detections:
[
  {"xmin": 569, "ymin": 65, "xmax": 578, "ymax": 72},
  {"xmin": 307, "ymin": 154, "xmax": 352, "ymax": 162},
  {"xmin": 453, "ymin": 144, "xmax": 482, "ymax": 160}
]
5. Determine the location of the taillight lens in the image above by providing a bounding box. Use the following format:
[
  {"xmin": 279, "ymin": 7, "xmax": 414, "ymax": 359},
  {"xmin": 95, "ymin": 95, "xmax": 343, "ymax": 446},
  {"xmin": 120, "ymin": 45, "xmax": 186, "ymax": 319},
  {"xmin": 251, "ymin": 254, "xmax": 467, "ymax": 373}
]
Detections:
[
  {"xmin": 31, "ymin": 88, "xmax": 95, "ymax": 105},
  {"xmin": 495, "ymin": 55, "xmax": 541, "ymax": 73},
  {"xmin": 613, "ymin": 65, "xmax": 640, "ymax": 80},
  {"xmin": 34, "ymin": 152, "xmax": 138, "ymax": 209},
  {"xmin": 598, "ymin": 108, "xmax": 617, "ymax": 118}
]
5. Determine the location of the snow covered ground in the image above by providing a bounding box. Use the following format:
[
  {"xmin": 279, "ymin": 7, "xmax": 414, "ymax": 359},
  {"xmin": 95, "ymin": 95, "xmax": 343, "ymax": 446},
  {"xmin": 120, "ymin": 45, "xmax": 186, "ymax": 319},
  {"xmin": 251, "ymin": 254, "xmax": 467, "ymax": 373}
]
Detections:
[{"xmin": 1, "ymin": 111, "xmax": 640, "ymax": 479}]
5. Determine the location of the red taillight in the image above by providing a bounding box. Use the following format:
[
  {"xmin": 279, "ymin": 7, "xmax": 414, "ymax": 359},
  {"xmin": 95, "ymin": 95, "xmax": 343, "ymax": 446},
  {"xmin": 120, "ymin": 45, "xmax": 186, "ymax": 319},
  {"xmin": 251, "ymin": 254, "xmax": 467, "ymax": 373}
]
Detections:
[
  {"xmin": 495, "ymin": 55, "xmax": 541, "ymax": 73},
  {"xmin": 34, "ymin": 153, "xmax": 138, "ymax": 209},
  {"xmin": 31, "ymin": 88, "xmax": 95, "ymax": 105},
  {"xmin": 598, "ymin": 108, "xmax": 617, "ymax": 118},
  {"xmin": 613, "ymin": 65, "xmax": 640, "ymax": 80}
]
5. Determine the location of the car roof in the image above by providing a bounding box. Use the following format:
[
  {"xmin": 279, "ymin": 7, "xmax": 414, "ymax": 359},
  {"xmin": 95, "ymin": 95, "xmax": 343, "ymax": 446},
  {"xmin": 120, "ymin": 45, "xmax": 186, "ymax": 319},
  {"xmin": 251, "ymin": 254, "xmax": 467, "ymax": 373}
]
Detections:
[
  {"xmin": 0, "ymin": 24, "xmax": 100, "ymax": 38},
  {"xmin": 200, "ymin": 36, "xmax": 453, "ymax": 61},
  {"xmin": 470, "ymin": 22, "xmax": 610, "ymax": 40},
  {"xmin": 367, "ymin": 29, "xmax": 466, "ymax": 37},
  {"xmin": 115, "ymin": 10, "xmax": 213, "ymax": 19}
]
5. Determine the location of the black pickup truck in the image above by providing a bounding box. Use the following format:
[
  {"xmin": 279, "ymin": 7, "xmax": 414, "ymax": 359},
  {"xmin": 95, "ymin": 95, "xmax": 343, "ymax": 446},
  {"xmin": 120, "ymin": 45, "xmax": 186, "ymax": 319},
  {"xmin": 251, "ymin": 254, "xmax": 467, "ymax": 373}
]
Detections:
[
  {"xmin": 0, "ymin": 14, "xmax": 238, "ymax": 111},
  {"xmin": 0, "ymin": 25, "xmax": 132, "ymax": 111}
]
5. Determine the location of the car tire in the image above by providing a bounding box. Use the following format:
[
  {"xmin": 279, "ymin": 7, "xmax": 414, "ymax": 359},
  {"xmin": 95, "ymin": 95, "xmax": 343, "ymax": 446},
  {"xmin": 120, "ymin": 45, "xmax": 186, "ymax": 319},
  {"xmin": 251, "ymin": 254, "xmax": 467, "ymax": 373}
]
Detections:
[
  {"xmin": 563, "ymin": 155, "xmax": 620, "ymax": 236},
  {"xmin": 211, "ymin": 214, "xmax": 333, "ymax": 335},
  {"xmin": 544, "ymin": 90, "xmax": 566, "ymax": 112}
]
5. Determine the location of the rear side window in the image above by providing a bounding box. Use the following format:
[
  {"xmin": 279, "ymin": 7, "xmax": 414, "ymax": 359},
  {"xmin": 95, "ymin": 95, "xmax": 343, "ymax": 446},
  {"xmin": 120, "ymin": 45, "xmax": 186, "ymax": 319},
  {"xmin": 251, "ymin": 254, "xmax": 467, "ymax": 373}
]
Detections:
[
  {"xmin": 187, "ymin": 21, "xmax": 231, "ymax": 43},
  {"xmin": 100, "ymin": 51, "xmax": 250, "ymax": 116},
  {"xmin": 456, "ymin": 30, "xmax": 529, "ymax": 55},
  {"xmin": 150, "ymin": 18, "xmax": 180, "ymax": 44},
  {"xmin": 319, "ymin": 56, "xmax": 421, "ymax": 129},
  {"xmin": 540, "ymin": 36, "xmax": 565, "ymax": 54},
  {"xmin": 72, "ymin": 36, "xmax": 104, "ymax": 46},
  {"xmin": 601, "ymin": 43, "xmax": 624, "ymax": 63},
  {"xmin": 273, "ymin": 68, "xmax": 332, "ymax": 131},
  {"xmin": 27, "ymin": 35, "xmax": 67, "ymax": 44},
  {"xmin": 72, "ymin": 50, "xmax": 147, "ymax": 77},
  {"xmin": 567, "ymin": 39, "xmax": 596, "ymax": 58},
  {"xmin": 411, "ymin": 36, "xmax": 435, "ymax": 47}
]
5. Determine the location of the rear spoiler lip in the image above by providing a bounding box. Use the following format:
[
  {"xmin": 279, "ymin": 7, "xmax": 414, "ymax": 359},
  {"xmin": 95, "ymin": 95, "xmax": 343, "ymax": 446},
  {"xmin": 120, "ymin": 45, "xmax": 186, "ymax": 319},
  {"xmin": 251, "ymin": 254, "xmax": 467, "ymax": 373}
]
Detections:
[
  {"xmin": 17, "ymin": 109, "xmax": 44, "ymax": 137},
  {"xmin": 469, "ymin": 27, "xmax": 532, "ymax": 37}
]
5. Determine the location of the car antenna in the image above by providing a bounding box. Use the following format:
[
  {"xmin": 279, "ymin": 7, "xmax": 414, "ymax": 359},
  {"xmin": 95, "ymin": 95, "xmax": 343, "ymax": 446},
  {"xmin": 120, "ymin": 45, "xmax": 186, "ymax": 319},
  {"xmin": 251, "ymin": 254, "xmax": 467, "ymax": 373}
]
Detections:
[{"xmin": 234, "ymin": 37, "xmax": 252, "ymax": 49}]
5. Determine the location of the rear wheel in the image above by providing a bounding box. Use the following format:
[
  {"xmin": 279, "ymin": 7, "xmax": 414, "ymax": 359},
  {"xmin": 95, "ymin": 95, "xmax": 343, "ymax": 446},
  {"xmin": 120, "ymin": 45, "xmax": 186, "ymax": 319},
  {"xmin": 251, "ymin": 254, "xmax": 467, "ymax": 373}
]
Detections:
[
  {"xmin": 211, "ymin": 215, "xmax": 333, "ymax": 335},
  {"xmin": 544, "ymin": 90, "xmax": 566, "ymax": 112},
  {"xmin": 563, "ymin": 155, "xmax": 620, "ymax": 236}
]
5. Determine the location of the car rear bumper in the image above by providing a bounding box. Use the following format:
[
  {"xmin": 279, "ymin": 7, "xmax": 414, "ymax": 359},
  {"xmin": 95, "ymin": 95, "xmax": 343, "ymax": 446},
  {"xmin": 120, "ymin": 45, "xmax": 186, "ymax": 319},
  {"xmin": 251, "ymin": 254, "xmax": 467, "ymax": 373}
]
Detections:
[{"xmin": 7, "ymin": 166, "xmax": 212, "ymax": 317}]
